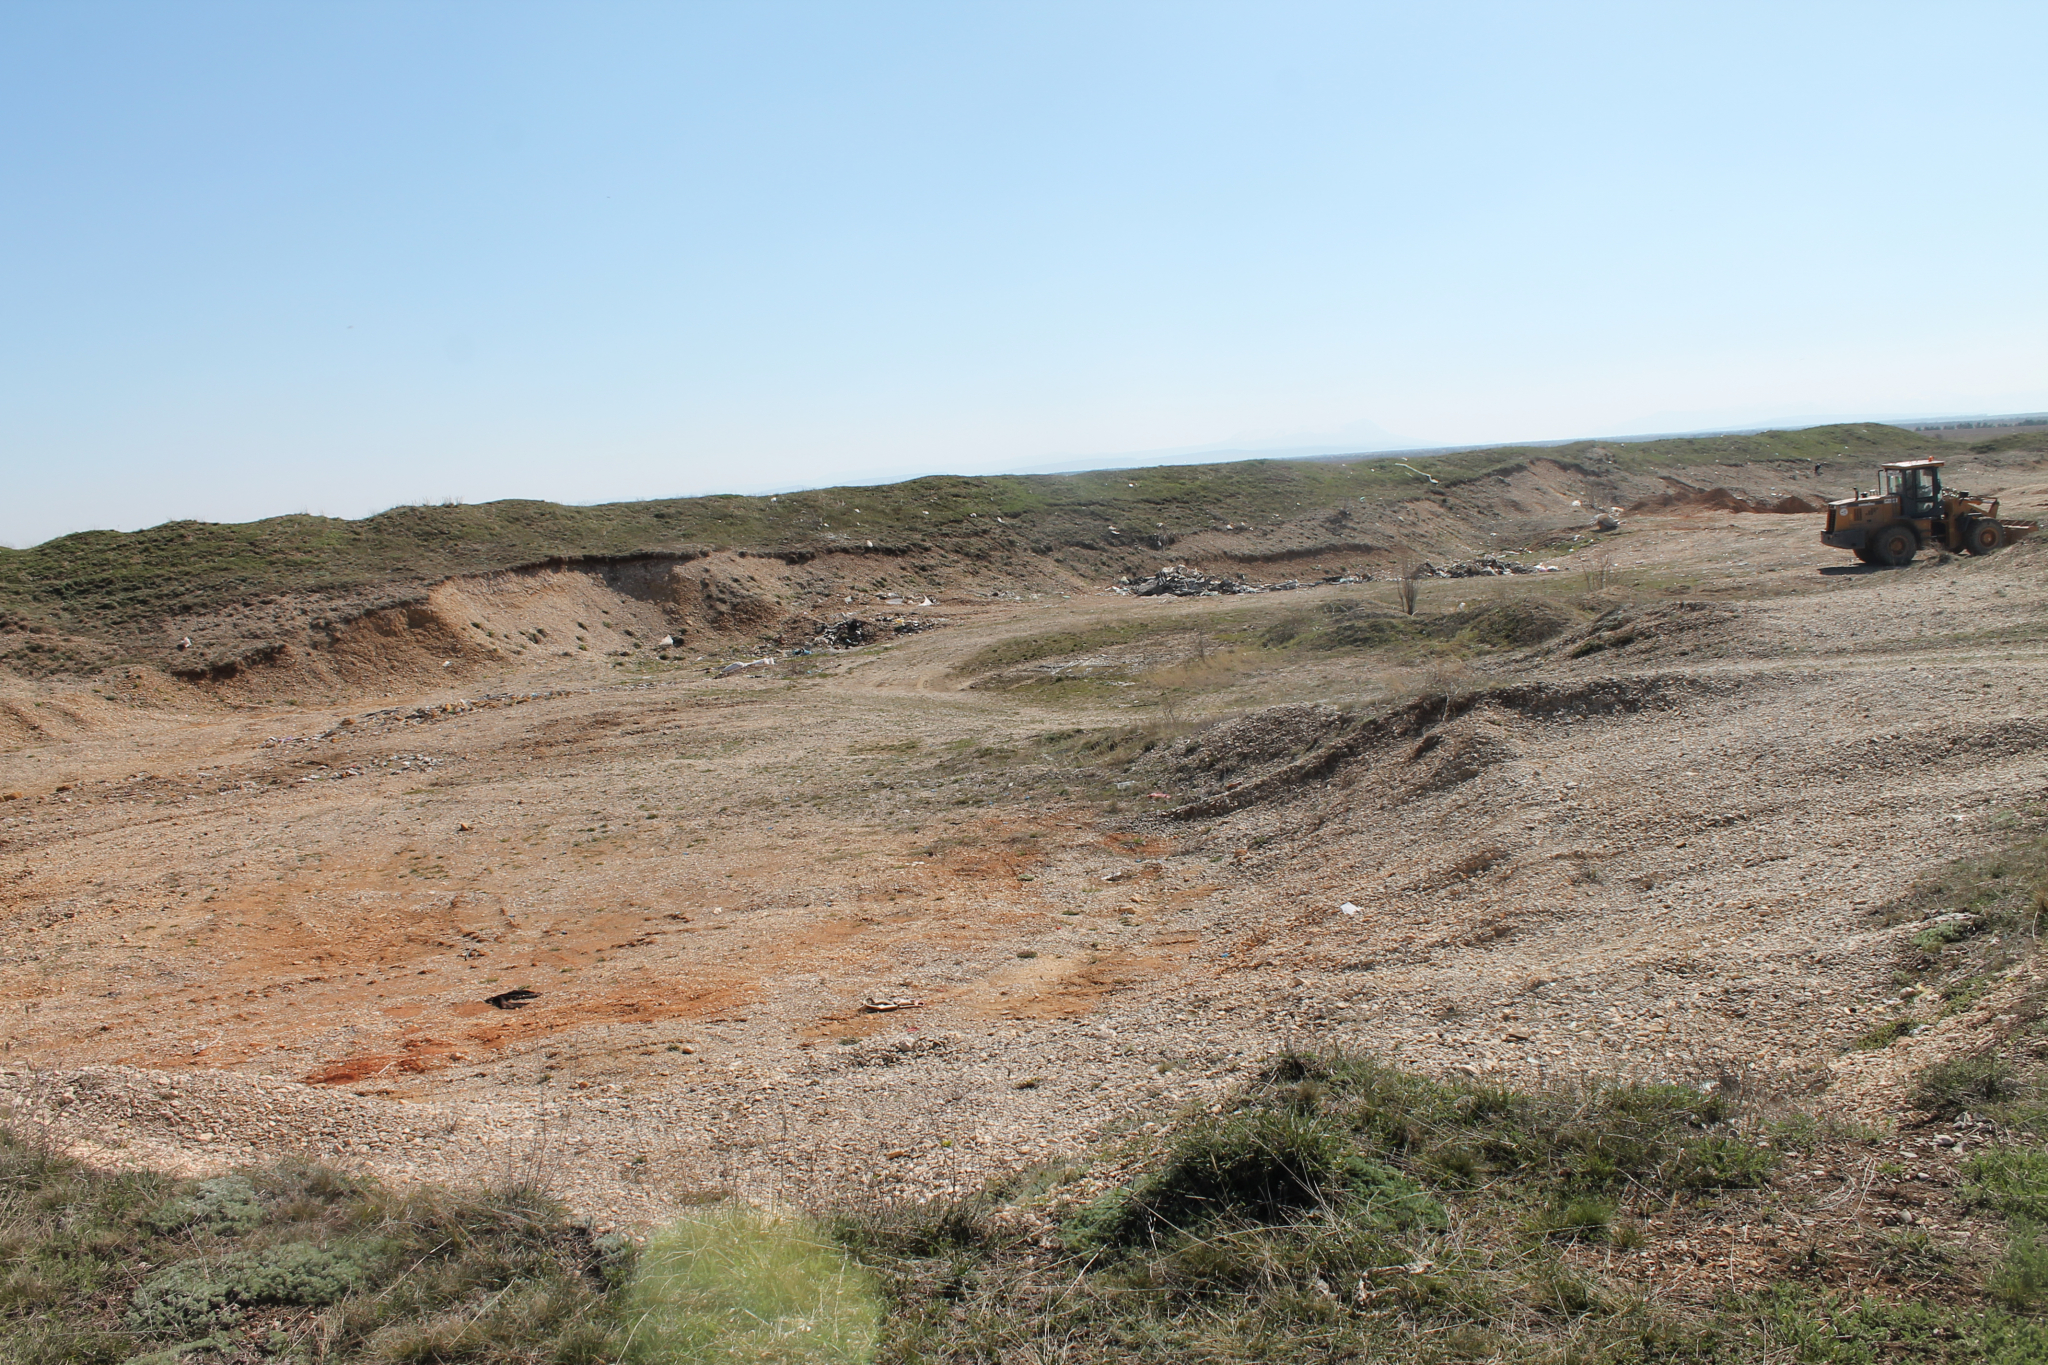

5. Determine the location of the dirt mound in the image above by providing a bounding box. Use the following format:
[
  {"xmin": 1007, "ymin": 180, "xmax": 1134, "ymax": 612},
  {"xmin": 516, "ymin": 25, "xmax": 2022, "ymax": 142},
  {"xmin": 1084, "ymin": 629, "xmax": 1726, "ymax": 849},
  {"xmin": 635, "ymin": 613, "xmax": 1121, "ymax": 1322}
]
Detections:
[
  {"xmin": 1144, "ymin": 704, "xmax": 1352, "ymax": 785},
  {"xmin": 1627, "ymin": 480, "xmax": 1822, "ymax": 516},
  {"xmin": 1267, "ymin": 599, "xmax": 1578, "ymax": 654},
  {"xmin": 1561, "ymin": 601, "xmax": 1741, "ymax": 660},
  {"xmin": 1435, "ymin": 600, "xmax": 1578, "ymax": 649},
  {"xmin": 1401, "ymin": 711, "xmax": 1523, "ymax": 795},
  {"xmin": 1167, "ymin": 675, "xmax": 1708, "ymax": 819}
]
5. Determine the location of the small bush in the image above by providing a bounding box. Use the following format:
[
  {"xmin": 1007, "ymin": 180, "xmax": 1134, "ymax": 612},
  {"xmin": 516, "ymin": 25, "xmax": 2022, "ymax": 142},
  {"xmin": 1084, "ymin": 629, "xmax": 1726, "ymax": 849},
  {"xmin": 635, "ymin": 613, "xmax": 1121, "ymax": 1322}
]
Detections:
[
  {"xmin": 1915, "ymin": 1055, "xmax": 2016, "ymax": 1117},
  {"xmin": 1670, "ymin": 1135, "xmax": 1779, "ymax": 1191},
  {"xmin": 1070, "ymin": 1110, "xmax": 1441, "ymax": 1247},
  {"xmin": 1539, "ymin": 1194, "xmax": 1615, "ymax": 1243},
  {"xmin": 128, "ymin": 1242, "xmax": 360, "ymax": 1337},
  {"xmin": 1851, "ymin": 1018, "xmax": 1921, "ymax": 1051},
  {"xmin": 145, "ymin": 1172, "xmax": 264, "ymax": 1235},
  {"xmin": 1914, "ymin": 918, "xmax": 1980, "ymax": 950},
  {"xmin": 1555, "ymin": 1084, "xmax": 1734, "ymax": 1191},
  {"xmin": 1871, "ymin": 1227, "xmax": 1958, "ymax": 1281},
  {"xmin": 1071, "ymin": 1111, "xmax": 1349, "ymax": 1244}
]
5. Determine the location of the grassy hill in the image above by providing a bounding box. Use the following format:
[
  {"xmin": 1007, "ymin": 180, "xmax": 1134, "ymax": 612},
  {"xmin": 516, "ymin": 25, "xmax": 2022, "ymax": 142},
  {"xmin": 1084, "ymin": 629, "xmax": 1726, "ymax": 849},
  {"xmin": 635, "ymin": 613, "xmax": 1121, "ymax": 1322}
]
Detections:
[{"xmin": 0, "ymin": 423, "xmax": 1943, "ymax": 660}]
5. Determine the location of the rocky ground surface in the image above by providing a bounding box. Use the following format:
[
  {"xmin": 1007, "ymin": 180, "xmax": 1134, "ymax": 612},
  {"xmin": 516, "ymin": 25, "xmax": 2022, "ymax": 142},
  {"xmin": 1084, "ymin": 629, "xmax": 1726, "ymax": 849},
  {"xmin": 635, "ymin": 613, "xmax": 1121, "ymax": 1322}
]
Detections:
[{"xmin": 2, "ymin": 458, "xmax": 2046, "ymax": 1235}]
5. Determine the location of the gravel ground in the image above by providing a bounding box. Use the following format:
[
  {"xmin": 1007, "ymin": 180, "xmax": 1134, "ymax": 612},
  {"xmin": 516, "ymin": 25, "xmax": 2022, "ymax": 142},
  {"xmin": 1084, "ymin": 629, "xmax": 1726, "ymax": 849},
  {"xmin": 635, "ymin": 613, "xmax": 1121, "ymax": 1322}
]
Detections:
[{"xmin": 3, "ymin": 466, "xmax": 2046, "ymax": 1226}]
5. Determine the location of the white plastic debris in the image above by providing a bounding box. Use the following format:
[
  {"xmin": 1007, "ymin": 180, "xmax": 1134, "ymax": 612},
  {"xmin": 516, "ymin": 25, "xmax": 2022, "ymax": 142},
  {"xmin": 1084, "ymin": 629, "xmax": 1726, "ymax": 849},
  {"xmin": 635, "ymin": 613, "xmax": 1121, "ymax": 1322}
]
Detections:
[{"xmin": 1340, "ymin": 902, "xmax": 1362, "ymax": 916}]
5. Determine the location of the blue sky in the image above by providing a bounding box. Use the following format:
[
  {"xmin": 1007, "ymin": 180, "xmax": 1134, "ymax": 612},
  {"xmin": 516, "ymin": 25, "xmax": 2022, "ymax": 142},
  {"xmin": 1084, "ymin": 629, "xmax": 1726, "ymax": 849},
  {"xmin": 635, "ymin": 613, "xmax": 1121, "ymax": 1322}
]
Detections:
[{"xmin": 3, "ymin": 1, "xmax": 2044, "ymax": 547}]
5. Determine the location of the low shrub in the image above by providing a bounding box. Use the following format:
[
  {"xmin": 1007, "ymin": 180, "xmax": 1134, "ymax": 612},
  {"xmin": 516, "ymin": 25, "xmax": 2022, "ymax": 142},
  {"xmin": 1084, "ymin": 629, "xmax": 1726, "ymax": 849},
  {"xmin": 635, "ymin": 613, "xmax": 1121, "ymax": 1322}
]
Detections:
[
  {"xmin": 1068, "ymin": 1109, "xmax": 1441, "ymax": 1248},
  {"xmin": 144, "ymin": 1172, "xmax": 264, "ymax": 1235},
  {"xmin": 1670, "ymin": 1135, "xmax": 1780, "ymax": 1191},
  {"xmin": 1915, "ymin": 1055, "xmax": 2017, "ymax": 1118},
  {"xmin": 1538, "ymin": 1194, "xmax": 1616, "ymax": 1243},
  {"xmin": 127, "ymin": 1242, "xmax": 360, "ymax": 1337}
]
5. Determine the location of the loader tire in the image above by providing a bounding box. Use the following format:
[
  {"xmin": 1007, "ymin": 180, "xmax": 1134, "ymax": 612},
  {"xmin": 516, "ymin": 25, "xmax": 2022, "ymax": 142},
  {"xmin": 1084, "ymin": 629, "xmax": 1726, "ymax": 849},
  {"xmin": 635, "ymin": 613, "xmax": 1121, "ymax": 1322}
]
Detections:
[
  {"xmin": 1964, "ymin": 518, "xmax": 2004, "ymax": 555},
  {"xmin": 1874, "ymin": 524, "xmax": 1918, "ymax": 567},
  {"xmin": 1853, "ymin": 546, "xmax": 1877, "ymax": 565}
]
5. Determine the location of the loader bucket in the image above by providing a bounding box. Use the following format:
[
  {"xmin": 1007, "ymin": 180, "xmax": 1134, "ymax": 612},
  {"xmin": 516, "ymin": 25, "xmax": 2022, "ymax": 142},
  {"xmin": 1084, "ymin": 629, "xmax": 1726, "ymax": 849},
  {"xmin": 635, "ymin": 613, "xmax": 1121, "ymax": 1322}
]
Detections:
[{"xmin": 2000, "ymin": 520, "xmax": 2040, "ymax": 543}]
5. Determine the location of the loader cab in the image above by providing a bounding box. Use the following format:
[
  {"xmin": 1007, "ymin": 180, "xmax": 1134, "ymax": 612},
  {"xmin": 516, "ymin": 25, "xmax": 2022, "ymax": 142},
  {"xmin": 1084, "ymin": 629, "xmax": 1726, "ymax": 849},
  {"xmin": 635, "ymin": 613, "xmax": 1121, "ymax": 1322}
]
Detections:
[{"xmin": 1880, "ymin": 460, "xmax": 1944, "ymax": 520}]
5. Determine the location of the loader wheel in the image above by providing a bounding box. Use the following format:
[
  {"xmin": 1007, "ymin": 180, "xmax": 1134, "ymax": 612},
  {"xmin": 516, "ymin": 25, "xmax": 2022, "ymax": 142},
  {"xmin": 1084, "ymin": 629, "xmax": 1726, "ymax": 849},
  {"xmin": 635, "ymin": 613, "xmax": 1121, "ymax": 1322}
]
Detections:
[
  {"xmin": 1853, "ymin": 546, "xmax": 1877, "ymax": 564},
  {"xmin": 1964, "ymin": 518, "xmax": 2004, "ymax": 555},
  {"xmin": 1874, "ymin": 524, "xmax": 1917, "ymax": 567}
]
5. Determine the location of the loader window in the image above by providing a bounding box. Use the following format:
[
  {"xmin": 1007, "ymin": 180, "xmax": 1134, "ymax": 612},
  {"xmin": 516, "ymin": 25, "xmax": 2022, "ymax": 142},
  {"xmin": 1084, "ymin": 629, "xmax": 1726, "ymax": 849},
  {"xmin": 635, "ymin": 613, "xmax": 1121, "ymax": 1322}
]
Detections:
[
  {"xmin": 1903, "ymin": 468, "xmax": 1940, "ymax": 518},
  {"xmin": 1882, "ymin": 469, "xmax": 1904, "ymax": 497}
]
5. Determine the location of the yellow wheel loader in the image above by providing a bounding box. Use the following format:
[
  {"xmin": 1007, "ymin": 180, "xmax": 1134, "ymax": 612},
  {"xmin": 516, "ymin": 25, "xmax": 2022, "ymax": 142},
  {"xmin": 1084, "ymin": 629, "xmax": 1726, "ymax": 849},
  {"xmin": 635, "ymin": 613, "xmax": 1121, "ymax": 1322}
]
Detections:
[{"xmin": 1821, "ymin": 458, "xmax": 2037, "ymax": 566}]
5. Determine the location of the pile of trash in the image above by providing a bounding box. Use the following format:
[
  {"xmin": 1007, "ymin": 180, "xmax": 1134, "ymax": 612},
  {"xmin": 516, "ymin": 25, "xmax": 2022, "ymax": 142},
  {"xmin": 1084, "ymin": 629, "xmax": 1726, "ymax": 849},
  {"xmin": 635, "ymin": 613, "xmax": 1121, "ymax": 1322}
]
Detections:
[
  {"xmin": 1118, "ymin": 565, "xmax": 1260, "ymax": 597},
  {"xmin": 1414, "ymin": 556, "xmax": 1558, "ymax": 579},
  {"xmin": 818, "ymin": 618, "xmax": 876, "ymax": 648},
  {"xmin": 810, "ymin": 614, "xmax": 943, "ymax": 649}
]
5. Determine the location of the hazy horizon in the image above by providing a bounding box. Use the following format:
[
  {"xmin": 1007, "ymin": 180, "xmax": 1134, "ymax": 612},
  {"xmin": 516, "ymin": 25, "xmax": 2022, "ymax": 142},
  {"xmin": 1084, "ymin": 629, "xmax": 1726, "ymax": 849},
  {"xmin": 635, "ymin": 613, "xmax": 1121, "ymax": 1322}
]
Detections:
[{"xmin": 5, "ymin": 2, "xmax": 2044, "ymax": 548}]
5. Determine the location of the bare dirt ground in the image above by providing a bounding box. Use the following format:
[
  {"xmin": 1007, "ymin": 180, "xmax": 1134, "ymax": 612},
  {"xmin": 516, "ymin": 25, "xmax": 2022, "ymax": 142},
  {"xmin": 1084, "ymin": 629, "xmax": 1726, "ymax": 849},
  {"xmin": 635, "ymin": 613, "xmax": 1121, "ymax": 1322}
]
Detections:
[{"xmin": 4, "ymin": 459, "xmax": 2047, "ymax": 1246}]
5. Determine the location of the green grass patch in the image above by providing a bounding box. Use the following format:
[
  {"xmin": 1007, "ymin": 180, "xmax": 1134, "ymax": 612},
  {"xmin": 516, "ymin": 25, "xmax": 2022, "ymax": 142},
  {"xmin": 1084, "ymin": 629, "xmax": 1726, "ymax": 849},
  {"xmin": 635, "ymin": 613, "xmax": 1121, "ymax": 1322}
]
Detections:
[
  {"xmin": 1963, "ymin": 1147, "xmax": 2048, "ymax": 1223},
  {"xmin": 621, "ymin": 1207, "xmax": 880, "ymax": 1365}
]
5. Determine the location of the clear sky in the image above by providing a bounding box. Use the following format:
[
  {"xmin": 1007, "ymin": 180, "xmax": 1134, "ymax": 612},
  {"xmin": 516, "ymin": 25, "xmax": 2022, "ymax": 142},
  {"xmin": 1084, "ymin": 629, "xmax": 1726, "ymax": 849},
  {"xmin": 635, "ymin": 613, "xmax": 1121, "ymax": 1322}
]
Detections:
[{"xmin": 3, "ymin": 2, "xmax": 2044, "ymax": 548}]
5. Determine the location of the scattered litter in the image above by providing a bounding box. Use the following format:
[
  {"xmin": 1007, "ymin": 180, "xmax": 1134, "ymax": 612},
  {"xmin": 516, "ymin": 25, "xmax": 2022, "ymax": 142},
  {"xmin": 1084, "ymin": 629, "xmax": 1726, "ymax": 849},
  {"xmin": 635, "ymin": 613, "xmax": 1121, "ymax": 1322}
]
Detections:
[
  {"xmin": 861, "ymin": 996, "xmax": 925, "ymax": 1012},
  {"xmin": 1339, "ymin": 903, "xmax": 1362, "ymax": 916},
  {"xmin": 485, "ymin": 989, "xmax": 538, "ymax": 1010},
  {"xmin": 716, "ymin": 657, "xmax": 777, "ymax": 677},
  {"xmin": 326, "ymin": 691, "xmax": 572, "ymax": 735}
]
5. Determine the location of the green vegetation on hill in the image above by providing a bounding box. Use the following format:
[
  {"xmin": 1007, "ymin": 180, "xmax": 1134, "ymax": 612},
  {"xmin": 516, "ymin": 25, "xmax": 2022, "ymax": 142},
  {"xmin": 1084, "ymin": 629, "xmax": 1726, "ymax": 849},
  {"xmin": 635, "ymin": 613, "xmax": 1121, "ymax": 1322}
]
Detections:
[{"xmin": 0, "ymin": 424, "xmax": 1938, "ymax": 656}]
